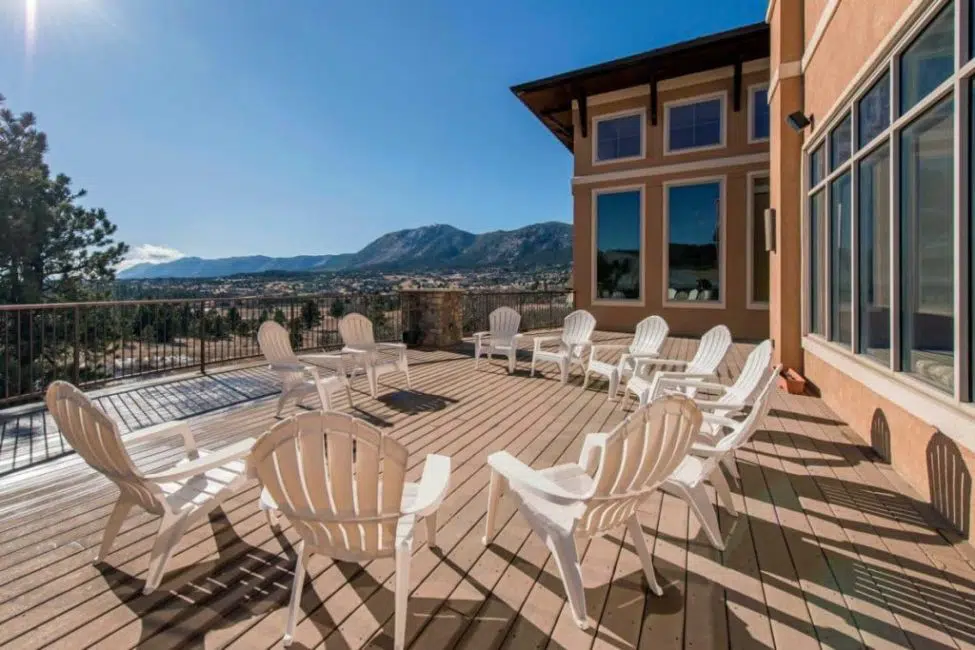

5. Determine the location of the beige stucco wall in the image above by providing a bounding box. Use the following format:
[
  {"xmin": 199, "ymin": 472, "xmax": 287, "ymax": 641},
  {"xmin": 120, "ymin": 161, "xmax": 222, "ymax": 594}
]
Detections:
[{"xmin": 570, "ymin": 71, "xmax": 770, "ymax": 339}]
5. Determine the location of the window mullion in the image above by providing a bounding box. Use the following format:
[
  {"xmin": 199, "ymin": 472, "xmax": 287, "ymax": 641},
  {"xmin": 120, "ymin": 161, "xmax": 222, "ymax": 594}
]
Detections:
[
  {"xmin": 890, "ymin": 58, "xmax": 902, "ymax": 372},
  {"xmin": 851, "ymin": 100, "xmax": 861, "ymax": 353},
  {"xmin": 825, "ymin": 180, "xmax": 833, "ymax": 341},
  {"xmin": 955, "ymin": 77, "xmax": 972, "ymax": 401}
]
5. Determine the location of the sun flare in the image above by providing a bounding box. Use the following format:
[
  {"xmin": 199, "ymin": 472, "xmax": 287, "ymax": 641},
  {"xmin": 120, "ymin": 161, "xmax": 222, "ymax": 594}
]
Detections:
[{"xmin": 25, "ymin": 0, "xmax": 38, "ymax": 58}]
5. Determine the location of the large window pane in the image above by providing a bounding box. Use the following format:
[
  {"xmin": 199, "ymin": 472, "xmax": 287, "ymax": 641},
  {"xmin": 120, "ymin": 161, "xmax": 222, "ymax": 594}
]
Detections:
[
  {"xmin": 810, "ymin": 191, "xmax": 827, "ymax": 335},
  {"xmin": 900, "ymin": 96, "xmax": 954, "ymax": 392},
  {"xmin": 595, "ymin": 190, "xmax": 642, "ymax": 300},
  {"xmin": 830, "ymin": 172, "xmax": 853, "ymax": 345},
  {"xmin": 810, "ymin": 145, "xmax": 826, "ymax": 187},
  {"xmin": 858, "ymin": 144, "xmax": 892, "ymax": 364},
  {"xmin": 900, "ymin": 2, "xmax": 954, "ymax": 114},
  {"xmin": 668, "ymin": 98, "xmax": 723, "ymax": 152},
  {"xmin": 751, "ymin": 177, "xmax": 771, "ymax": 303},
  {"xmin": 751, "ymin": 87, "xmax": 770, "ymax": 141},
  {"xmin": 830, "ymin": 115, "xmax": 852, "ymax": 170},
  {"xmin": 667, "ymin": 181, "xmax": 721, "ymax": 302},
  {"xmin": 596, "ymin": 114, "xmax": 643, "ymax": 161},
  {"xmin": 858, "ymin": 72, "xmax": 891, "ymax": 148}
]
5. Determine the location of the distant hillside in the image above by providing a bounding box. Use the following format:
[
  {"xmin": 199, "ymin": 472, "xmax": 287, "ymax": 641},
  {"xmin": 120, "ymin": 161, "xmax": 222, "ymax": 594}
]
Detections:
[{"xmin": 118, "ymin": 222, "xmax": 572, "ymax": 279}]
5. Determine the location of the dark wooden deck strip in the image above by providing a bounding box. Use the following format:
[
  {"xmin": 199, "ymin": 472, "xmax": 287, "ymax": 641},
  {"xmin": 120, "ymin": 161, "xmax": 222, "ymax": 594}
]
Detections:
[{"xmin": 0, "ymin": 334, "xmax": 973, "ymax": 649}]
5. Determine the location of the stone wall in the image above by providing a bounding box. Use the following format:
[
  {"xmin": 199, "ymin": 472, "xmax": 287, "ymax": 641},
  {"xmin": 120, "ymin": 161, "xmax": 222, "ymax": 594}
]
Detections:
[{"xmin": 400, "ymin": 289, "xmax": 464, "ymax": 348}]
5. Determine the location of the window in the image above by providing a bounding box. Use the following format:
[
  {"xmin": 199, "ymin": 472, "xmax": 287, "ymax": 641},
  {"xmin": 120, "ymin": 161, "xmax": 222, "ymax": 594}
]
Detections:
[
  {"xmin": 809, "ymin": 191, "xmax": 827, "ymax": 335},
  {"xmin": 749, "ymin": 175, "xmax": 770, "ymax": 305},
  {"xmin": 810, "ymin": 145, "xmax": 826, "ymax": 187},
  {"xmin": 900, "ymin": 97, "xmax": 954, "ymax": 392},
  {"xmin": 750, "ymin": 85, "xmax": 770, "ymax": 142},
  {"xmin": 900, "ymin": 2, "xmax": 954, "ymax": 114},
  {"xmin": 830, "ymin": 115, "xmax": 852, "ymax": 170},
  {"xmin": 666, "ymin": 94, "xmax": 725, "ymax": 153},
  {"xmin": 858, "ymin": 72, "xmax": 891, "ymax": 148},
  {"xmin": 594, "ymin": 188, "xmax": 642, "ymax": 301},
  {"xmin": 665, "ymin": 180, "xmax": 722, "ymax": 303},
  {"xmin": 858, "ymin": 144, "xmax": 892, "ymax": 364},
  {"xmin": 594, "ymin": 113, "xmax": 644, "ymax": 162},
  {"xmin": 830, "ymin": 172, "xmax": 853, "ymax": 345}
]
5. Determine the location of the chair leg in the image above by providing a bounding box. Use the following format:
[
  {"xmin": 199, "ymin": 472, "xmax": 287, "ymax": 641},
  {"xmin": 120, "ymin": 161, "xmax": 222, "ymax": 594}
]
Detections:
[
  {"xmin": 608, "ymin": 370, "xmax": 620, "ymax": 402},
  {"xmin": 582, "ymin": 369, "xmax": 591, "ymax": 390},
  {"xmin": 547, "ymin": 533, "xmax": 588, "ymax": 630},
  {"xmin": 284, "ymin": 542, "xmax": 309, "ymax": 647},
  {"xmin": 344, "ymin": 380, "xmax": 355, "ymax": 409},
  {"xmin": 265, "ymin": 507, "xmax": 280, "ymax": 530},
  {"xmin": 530, "ymin": 352, "xmax": 537, "ymax": 377},
  {"xmin": 144, "ymin": 512, "xmax": 191, "ymax": 594},
  {"xmin": 679, "ymin": 483, "xmax": 725, "ymax": 551},
  {"xmin": 482, "ymin": 470, "xmax": 504, "ymax": 545},
  {"xmin": 394, "ymin": 544, "xmax": 411, "ymax": 650},
  {"xmin": 626, "ymin": 516, "xmax": 664, "ymax": 596},
  {"xmin": 474, "ymin": 342, "xmax": 481, "ymax": 368},
  {"xmin": 275, "ymin": 392, "xmax": 288, "ymax": 417},
  {"xmin": 367, "ymin": 367, "xmax": 378, "ymax": 398},
  {"xmin": 425, "ymin": 511, "xmax": 439, "ymax": 549},
  {"xmin": 315, "ymin": 383, "xmax": 332, "ymax": 411},
  {"xmin": 97, "ymin": 498, "xmax": 133, "ymax": 562},
  {"xmin": 508, "ymin": 351, "xmax": 516, "ymax": 374},
  {"xmin": 403, "ymin": 361, "xmax": 412, "ymax": 390},
  {"xmin": 721, "ymin": 454, "xmax": 738, "ymax": 482},
  {"xmin": 559, "ymin": 361, "xmax": 569, "ymax": 385},
  {"xmin": 710, "ymin": 465, "xmax": 738, "ymax": 517}
]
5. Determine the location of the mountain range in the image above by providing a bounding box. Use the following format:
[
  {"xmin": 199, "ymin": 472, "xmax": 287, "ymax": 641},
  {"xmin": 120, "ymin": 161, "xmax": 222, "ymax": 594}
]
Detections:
[{"xmin": 118, "ymin": 222, "xmax": 572, "ymax": 280}]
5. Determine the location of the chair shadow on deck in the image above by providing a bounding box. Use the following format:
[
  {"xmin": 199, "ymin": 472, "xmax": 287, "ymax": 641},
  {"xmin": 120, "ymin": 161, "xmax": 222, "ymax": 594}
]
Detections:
[
  {"xmin": 97, "ymin": 508, "xmax": 333, "ymax": 649},
  {"xmin": 927, "ymin": 431, "xmax": 972, "ymax": 539},
  {"xmin": 377, "ymin": 390, "xmax": 457, "ymax": 415}
]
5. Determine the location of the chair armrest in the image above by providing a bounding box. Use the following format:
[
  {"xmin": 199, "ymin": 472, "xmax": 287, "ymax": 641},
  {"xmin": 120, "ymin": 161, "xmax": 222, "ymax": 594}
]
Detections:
[
  {"xmin": 146, "ymin": 438, "xmax": 256, "ymax": 483},
  {"xmin": 533, "ymin": 336, "xmax": 560, "ymax": 350},
  {"xmin": 127, "ymin": 420, "xmax": 198, "ymax": 458},
  {"xmin": 690, "ymin": 441, "xmax": 722, "ymax": 457},
  {"xmin": 473, "ymin": 331, "xmax": 489, "ymax": 341},
  {"xmin": 403, "ymin": 454, "xmax": 451, "ymax": 516},
  {"xmin": 659, "ymin": 378, "xmax": 728, "ymax": 392},
  {"xmin": 702, "ymin": 413, "xmax": 739, "ymax": 431},
  {"xmin": 377, "ymin": 342, "xmax": 407, "ymax": 351},
  {"xmin": 486, "ymin": 451, "xmax": 582, "ymax": 506},
  {"xmin": 694, "ymin": 398, "xmax": 746, "ymax": 412},
  {"xmin": 591, "ymin": 343, "xmax": 628, "ymax": 352},
  {"xmin": 269, "ymin": 362, "xmax": 309, "ymax": 373}
]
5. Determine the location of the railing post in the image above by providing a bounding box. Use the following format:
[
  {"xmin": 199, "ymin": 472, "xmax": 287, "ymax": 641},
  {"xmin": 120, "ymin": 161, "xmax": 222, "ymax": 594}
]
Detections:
[
  {"xmin": 72, "ymin": 305, "xmax": 80, "ymax": 385},
  {"xmin": 199, "ymin": 300, "xmax": 206, "ymax": 374}
]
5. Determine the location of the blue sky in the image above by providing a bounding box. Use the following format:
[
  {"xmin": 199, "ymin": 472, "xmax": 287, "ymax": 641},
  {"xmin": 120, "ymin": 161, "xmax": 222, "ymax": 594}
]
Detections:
[{"xmin": 0, "ymin": 0, "xmax": 766, "ymax": 265}]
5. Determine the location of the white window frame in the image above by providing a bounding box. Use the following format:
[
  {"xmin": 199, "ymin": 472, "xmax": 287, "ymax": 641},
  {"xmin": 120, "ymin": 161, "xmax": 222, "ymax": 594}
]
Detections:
[
  {"xmin": 800, "ymin": 0, "xmax": 973, "ymax": 408},
  {"xmin": 747, "ymin": 171, "xmax": 771, "ymax": 309},
  {"xmin": 661, "ymin": 175, "xmax": 727, "ymax": 310},
  {"xmin": 591, "ymin": 108, "xmax": 647, "ymax": 166},
  {"xmin": 591, "ymin": 184, "xmax": 646, "ymax": 306},
  {"xmin": 748, "ymin": 83, "xmax": 771, "ymax": 144},
  {"xmin": 663, "ymin": 91, "xmax": 728, "ymax": 156}
]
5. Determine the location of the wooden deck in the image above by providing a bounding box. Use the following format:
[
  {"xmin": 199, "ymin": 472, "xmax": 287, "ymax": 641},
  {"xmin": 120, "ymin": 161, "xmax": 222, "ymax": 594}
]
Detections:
[{"xmin": 1, "ymin": 332, "xmax": 975, "ymax": 649}]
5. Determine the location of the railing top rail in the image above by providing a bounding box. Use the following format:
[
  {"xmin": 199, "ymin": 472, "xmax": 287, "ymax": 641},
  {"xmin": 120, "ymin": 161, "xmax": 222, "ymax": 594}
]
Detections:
[{"xmin": 0, "ymin": 292, "xmax": 398, "ymax": 312}]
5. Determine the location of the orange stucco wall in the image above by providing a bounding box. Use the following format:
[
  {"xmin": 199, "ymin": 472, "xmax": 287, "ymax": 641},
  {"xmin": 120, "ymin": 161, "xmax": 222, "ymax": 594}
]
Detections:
[{"xmin": 571, "ymin": 70, "xmax": 770, "ymax": 339}]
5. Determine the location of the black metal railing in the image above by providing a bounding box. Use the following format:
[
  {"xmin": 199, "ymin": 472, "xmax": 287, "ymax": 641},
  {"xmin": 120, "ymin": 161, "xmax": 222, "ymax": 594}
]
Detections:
[
  {"xmin": 0, "ymin": 293, "xmax": 402, "ymax": 406},
  {"xmin": 462, "ymin": 290, "xmax": 574, "ymax": 336}
]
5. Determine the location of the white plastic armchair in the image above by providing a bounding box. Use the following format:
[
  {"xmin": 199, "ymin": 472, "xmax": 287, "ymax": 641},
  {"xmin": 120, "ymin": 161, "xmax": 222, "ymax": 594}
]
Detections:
[
  {"xmin": 339, "ymin": 313, "xmax": 411, "ymax": 398},
  {"xmin": 651, "ymin": 339, "xmax": 772, "ymax": 420},
  {"xmin": 622, "ymin": 325, "xmax": 732, "ymax": 409},
  {"xmin": 530, "ymin": 309, "xmax": 596, "ymax": 384},
  {"xmin": 662, "ymin": 366, "xmax": 780, "ymax": 549},
  {"xmin": 258, "ymin": 321, "xmax": 352, "ymax": 416},
  {"xmin": 44, "ymin": 381, "xmax": 256, "ymax": 594},
  {"xmin": 250, "ymin": 411, "xmax": 450, "ymax": 649},
  {"xmin": 584, "ymin": 315, "xmax": 668, "ymax": 400},
  {"xmin": 483, "ymin": 396, "xmax": 701, "ymax": 629},
  {"xmin": 474, "ymin": 306, "xmax": 523, "ymax": 373}
]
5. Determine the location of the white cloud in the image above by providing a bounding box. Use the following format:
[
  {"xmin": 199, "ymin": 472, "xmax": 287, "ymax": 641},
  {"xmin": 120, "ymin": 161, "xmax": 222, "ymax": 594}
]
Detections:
[{"xmin": 118, "ymin": 244, "xmax": 186, "ymax": 271}]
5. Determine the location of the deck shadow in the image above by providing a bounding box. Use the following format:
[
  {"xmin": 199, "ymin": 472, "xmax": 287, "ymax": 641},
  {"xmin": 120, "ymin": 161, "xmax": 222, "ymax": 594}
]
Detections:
[{"xmin": 377, "ymin": 390, "xmax": 457, "ymax": 415}]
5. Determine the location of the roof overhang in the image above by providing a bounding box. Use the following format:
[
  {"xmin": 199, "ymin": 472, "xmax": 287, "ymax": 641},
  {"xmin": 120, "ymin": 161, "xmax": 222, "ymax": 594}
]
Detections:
[{"xmin": 511, "ymin": 22, "xmax": 770, "ymax": 151}]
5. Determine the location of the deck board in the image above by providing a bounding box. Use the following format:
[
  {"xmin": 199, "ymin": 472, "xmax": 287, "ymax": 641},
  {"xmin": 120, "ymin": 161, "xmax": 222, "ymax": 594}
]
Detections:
[{"xmin": 0, "ymin": 333, "xmax": 973, "ymax": 649}]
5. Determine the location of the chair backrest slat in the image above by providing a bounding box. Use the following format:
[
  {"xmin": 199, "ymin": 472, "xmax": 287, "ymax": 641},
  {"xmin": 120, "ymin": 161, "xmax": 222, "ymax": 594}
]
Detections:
[
  {"xmin": 561, "ymin": 310, "xmax": 596, "ymax": 346},
  {"xmin": 339, "ymin": 313, "xmax": 376, "ymax": 347},
  {"xmin": 45, "ymin": 381, "xmax": 163, "ymax": 514},
  {"xmin": 719, "ymin": 366, "xmax": 781, "ymax": 451},
  {"xmin": 687, "ymin": 325, "xmax": 732, "ymax": 375},
  {"xmin": 631, "ymin": 316, "xmax": 669, "ymax": 356},
  {"xmin": 722, "ymin": 340, "xmax": 773, "ymax": 405}
]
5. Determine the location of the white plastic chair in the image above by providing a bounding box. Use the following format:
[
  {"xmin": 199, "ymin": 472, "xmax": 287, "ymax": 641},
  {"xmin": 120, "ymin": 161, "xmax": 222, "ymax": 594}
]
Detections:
[
  {"xmin": 662, "ymin": 366, "xmax": 780, "ymax": 549},
  {"xmin": 45, "ymin": 381, "xmax": 256, "ymax": 594},
  {"xmin": 339, "ymin": 313, "xmax": 411, "ymax": 398},
  {"xmin": 651, "ymin": 339, "xmax": 773, "ymax": 420},
  {"xmin": 474, "ymin": 306, "xmax": 523, "ymax": 373},
  {"xmin": 251, "ymin": 411, "xmax": 450, "ymax": 648},
  {"xmin": 584, "ymin": 315, "xmax": 669, "ymax": 400},
  {"xmin": 483, "ymin": 396, "xmax": 702, "ymax": 629},
  {"xmin": 687, "ymin": 289, "xmax": 699, "ymax": 300},
  {"xmin": 258, "ymin": 321, "xmax": 352, "ymax": 416},
  {"xmin": 622, "ymin": 325, "xmax": 732, "ymax": 409},
  {"xmin": 530, "ymin": 309, "xmax": 596, "ymax": 384}
]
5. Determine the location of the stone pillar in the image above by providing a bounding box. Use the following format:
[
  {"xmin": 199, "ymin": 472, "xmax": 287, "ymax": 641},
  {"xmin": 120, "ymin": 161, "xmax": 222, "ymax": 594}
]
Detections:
[{"xmin": 400, "ymin": 289, "xmax": 465, "ymax": 348}]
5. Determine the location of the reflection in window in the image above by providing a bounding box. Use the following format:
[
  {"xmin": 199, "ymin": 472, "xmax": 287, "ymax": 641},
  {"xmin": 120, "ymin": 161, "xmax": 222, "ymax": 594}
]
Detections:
[
  {"xmin": 667, "ymin": 182, "xmax": 721, "ymax": 302},
  {"xmin": 595, "ymin": 190, "xmax": 642, "ymax": 300},
  {"xmin": 751, "ymin": 87, "xmax": 770, "ymax": 141},
  {"xmin": 830, "ymin": 172, "xmax": 853, "ymax": 346},
  {"xmin": 810, "ymin": 191, "xmax": 827, "ymax": 335},
  {"xmin": 830, "ymin": 115, "xmax": 852, "ymax": 170},
  {"xmin": 751, "ymin": 178, "xmax": 770, "ymax": 303},
  {"xmin": 810, "ymin": 145, "xmax": 826, "ymax": 187},
  {"xmin": 900, "ymin": 97, "xmax": 954, "ymax": 392},
  {"xmin": 858, "ymin": 73, "xmax": 890, "ymax": 148},
  {"xmin": 900, "ymin": 2, "xmax": 954, "ymax": 114},
  {"xmin": 596, "ymin": 114, "xmax": 643, "ymax": 162},
  {"xmin": 858, "ymin": 145, "xmax": 892, "ymax": 364},
  {"xmin": 668, "ymin": 98, "xmax": 723, "ymax": 151}
]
